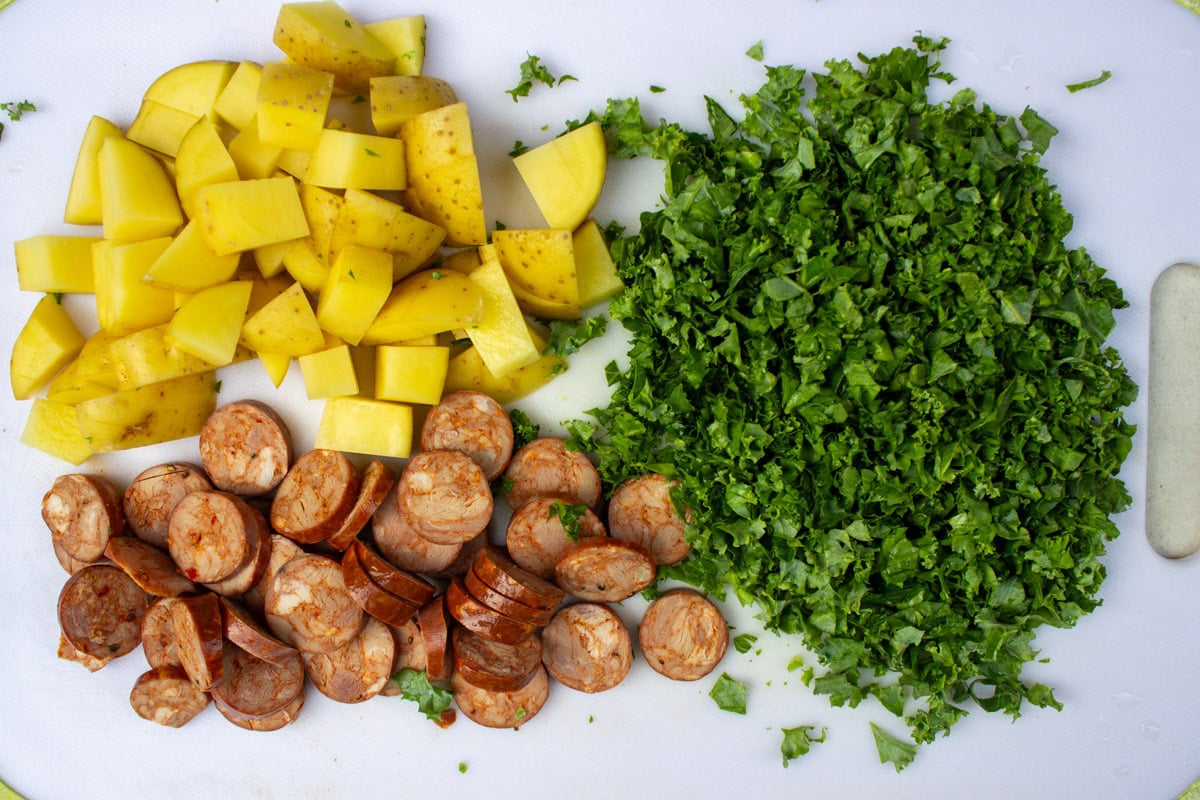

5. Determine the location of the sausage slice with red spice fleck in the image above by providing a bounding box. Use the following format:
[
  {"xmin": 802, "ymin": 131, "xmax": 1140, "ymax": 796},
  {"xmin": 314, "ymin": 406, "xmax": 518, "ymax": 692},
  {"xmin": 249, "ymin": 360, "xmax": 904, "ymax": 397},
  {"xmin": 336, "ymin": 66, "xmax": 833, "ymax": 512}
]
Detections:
[
  {"xmin": 541, "ymin": 602, "xmax": 632, "ymax": 693},
  {"xmin": 638, "ymin": 588, "xmax": 729, "ymax": 681},
  {"xmin": 199, "ymin": 400, "xmax": 292, "ymax": 496},
  {"xmin": 43, "ymin": 474, "xmax": 125, "ymax": 564}
]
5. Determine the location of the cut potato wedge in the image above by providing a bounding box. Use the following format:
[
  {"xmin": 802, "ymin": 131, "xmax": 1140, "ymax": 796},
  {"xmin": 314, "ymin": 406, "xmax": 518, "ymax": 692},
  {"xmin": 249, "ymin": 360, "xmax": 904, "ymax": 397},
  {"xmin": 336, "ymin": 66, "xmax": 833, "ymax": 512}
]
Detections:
[
  {"xmin": 76, "ymin": 373, "xmax": 218, "ymax": 453},
  {"xmin": 514, "ymin": 121, "xmax": 607, "ymax": 231},
  {"xmin": 274, "ymin": 1, "xmax": 395, "ymax": 93}
]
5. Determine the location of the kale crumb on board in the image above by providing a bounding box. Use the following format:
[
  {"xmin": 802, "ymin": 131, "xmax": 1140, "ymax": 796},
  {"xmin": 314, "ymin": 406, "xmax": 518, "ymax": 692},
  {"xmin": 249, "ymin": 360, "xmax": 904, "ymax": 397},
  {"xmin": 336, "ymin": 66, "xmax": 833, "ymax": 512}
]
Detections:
[{"xmin": 566, "ymin": 35, "xmax": 1136, "ymax": 767}]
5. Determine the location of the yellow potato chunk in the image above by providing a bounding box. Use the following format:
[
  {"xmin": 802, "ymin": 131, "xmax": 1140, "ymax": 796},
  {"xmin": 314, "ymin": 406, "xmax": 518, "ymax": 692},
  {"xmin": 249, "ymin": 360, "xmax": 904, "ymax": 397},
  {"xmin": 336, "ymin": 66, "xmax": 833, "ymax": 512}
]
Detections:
[
  {"xmin": 361, "ymin": 269, "xmax": 484, "ymax": 345},
  {"xmin": 492, "ymin": 228, "xmax": 580, "ymax": 319},
  {"xmin": 574, "ymin": 219, "xmax": 625, "ymax": 308},
  {"xmin": 166, "ymin": 280, "xmax": 254, "ymax": 366},
  {"xmin": 64, "ymin": 116, "xmax": 124, "ymax": 225},
  {"xmin": 274, "ymin": 1, "xmax": 395, "ymax": 93},
  {"xmin": 21, "ymin": 398, "xmax": 94, "ymax": 465},
  {"xmin": 194, "ymin": 176, "xmax": 310, "ymax": 255},
  {"xmin": 10, "ymin": 295, "xmax": 86, "ymax": 400},
  {"xmin": 93, "ymin": 238, "xmax": 176, "ymax": 335},
  {"xmin": 374, "ymin": 344, "xmax": 448, "ymax": 405},
  {"xmin": 227, "ymin": 115, "xmax": 285, "ymax": 179},
  {"xmin": 214, "ymin": 61, "xmax": 263, "ymax": 131},
  {"xmin": 298, "ymin": 344, "xmax": 359, "ymax": 398},
  {"xmin": 76, "ymin": 372, "xmax": 218, "ymax": 453},
  {"xmin": 399, "ymin": 102, "xmax": 475, "ymax": 169},
  {"xmin": 98, "ymin": 137, "xmax": 183, "ymax": 242},
  {"xmin": 144, "ymin": 220, "xmax": 241, "ymax": 292},
  {"xmin": 15, "ymin": 235, "xmax": 101, "ymax": 294},
  {"xmin": 369, "ymin": 75, "xmax": 455, "ymax": 136},
  {"xmin": 282, "ymin": 242, "xmax": 331, "ymax": 292},
  {"xmin": 329, "ymin": 189, "xmax": 445, "ymax": 281},
  {"xmin": 304, "ymin": 128, "xmax": 406, "ymax": 190},
  {"xmin": 240, "ymin": 280, "xmax": 325, "ymax": 356},
  {"xmin": 316, "ymin": 244, "xmax": 393, "ymax": 345},
  {"xmin": 257, "ymin": 351, "xmax": 293, "ymax": 387},
  {"xmin": 110, "ymin": 325, "xmax": 220, "ymax": 389},
  {"xmin": 298, "ymin": 183, "xmax": 342, "ymax": 260},
  {"xmin": 46, "ymin": 357, "xmax": 114, "ymax": 405},
  {"xmin": 256, "ymin": 61, "xmax": 335, "ymax": 151},
  {"xmin": 465, "ymin": 259, "xmax": 541, "ymax": 378},
  {"xmin": 69, "ymin": 329, "xmax": 123, "ymax": 391},
  {"xmin": 363, "ymin": 15, "xmax": 426, "ymax": 77},
  {"xmin": 144, "ymin": 60, "xmax": 237, "ymax": 120},
  {"xmin": 404, "ymin": 155, "xmax": 486, "ymax": 247},
  {"xmin": 254, "ymin": 239, "xmax": 297, "ymax": 279},
  {"xmin": 126, "ymin": 98, "xmax": 202, "ymax": 158},
  {"xmin": 175, "ymin": 119, "xmax": 239, "ymax": 220},
  {"xmin": 313, "ymin": 396, "xmax": 413, "ymax": 458},
  {"xmin": 513, "ymin": 120, "xmax": 607, "ymax": 231},
  {"xmin": 443, "ymin": 323, "xmax": 563, "ymax": 404}
]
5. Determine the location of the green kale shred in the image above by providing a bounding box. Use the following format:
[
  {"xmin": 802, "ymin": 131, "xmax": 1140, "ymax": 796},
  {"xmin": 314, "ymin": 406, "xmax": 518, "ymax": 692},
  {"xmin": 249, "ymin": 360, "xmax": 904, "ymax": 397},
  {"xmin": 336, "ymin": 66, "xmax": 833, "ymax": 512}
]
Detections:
[{"xmin": 565, "ymin": 36, "xmax": 1136, "ymax": 761}]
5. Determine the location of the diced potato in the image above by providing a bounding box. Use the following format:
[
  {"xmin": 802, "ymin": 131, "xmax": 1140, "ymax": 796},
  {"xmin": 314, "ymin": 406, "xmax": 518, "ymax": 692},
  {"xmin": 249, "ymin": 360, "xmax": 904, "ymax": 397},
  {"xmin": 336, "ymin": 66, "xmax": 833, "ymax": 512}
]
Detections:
[
  {"xmin": 72, "ymin": 329, "xmax": 123, "ymax": 390},
  {"xmin": 465, "ymin": 259, "xmax": 540, "ymax": 377},
  {"xmin": 76, "ymin": 372, "xmax": 218, "ymax": 453},
  {"xmin": 374, "ymin": 344, "xmax": 448, "ymax": 405},
  {"xmin": 46, "ymin": 357, "xmax": 113, "ymax": 405},
  {"xmin": 439, "ymin": 247, "xmax": 481, "ymax": 275},
  {"xmin": 94, "ymin": 238, "xmax": 176, "ymax": 335},
  {"xmin": 166, "ymin": 280, "xmax": 254, "ymax": 365},
  {"xmin": 110, "ymin": 324, "xmax": 219, "ymax": 389},
  {"xmin": 257, "ymin": 61, "xmax": 335, "ymax": 151},
  {"xmin": 10, "ymin": 295, "xmax": 86, "ymax": 400},
  {"xmin": 362, "ymin": 15, "xmax": 426, "ymax": 77},
  {"xmin": 244, "ymin": 271, "xmax": 296, "ymax": 315},
  {"xmin": 574, "ymin": 219, "xmax": 624, "ymax": 308},
  {"xmin": 213, "ymin": 61, "xmax": 263, "ymax": 131},
  {"xmin": 254, "ymin": 239, "xmax": 298, "ymax": 279},
  {"xmin": 21, "ymin": 399, "xmax": 94, "ymax": 465},
  {"xmin": 329, "ymin": 189, "xmax": 445, "ymax": 281},
  {"xmin": 194, "ymin": 176, "xmax": 310, "ymax": 255},
  {"xmin": 399, "ymin": 102, "xmax": 474, "ymax": 170},
  {"xmin": 443, "ymin": 323, "xmax": 563, "ymax": 404},
  {"xmin": 298, "ymin": 343, "xmax": 359, "ymax": 398},
  {"xmin": 277, "ymin": 147, "xmax": 312, "ymax": 180},
  {"xmin": 126, "ymin": 98, "xmax": 202, "ymax": 158},
  {"xmin": 298, "ymin": 183, "xmax": 342, "ymax": 260},
  {"xmin": 369, "ymin": 75, "xmax": 455, "ymax": 136},
  {"xmin": 361, "ymin": 268, "xmax": 484, "ymax": 345},
  {"xmin": 14, "ymin": 235, "xmax": 101, "ymax": 294},
  {"xmin": 257, "ymin": 351, "xmax": 293, "ymax": 387},
  {"xmin": 64, "ymin": 116, "xmax": 124, "ymax": 225},
  {"xmin": 304, "ymin": 128, "xmax": 406, "ymax": 190},
  {"xmin": 403, "ymin": 155, "xmax": 486, "ymax": 247},
  {"xmin": 274, "ymin": 1, "xmax": 395, "ymax": 93},
  {"xmin": 144, "ymin": 60, "xmax": 237, "ymax": 119},
  {"xmin": 492, "ymin": 228, "xmax": 580, "ymax": 319},
  {"xmin": 316, "ymin": 244, "xmax": 393, "ymax": 345},
  {"xmin": 227, "ymin": 115, "xmax": 284, "ymax": 179},
  {"xmin": 313, "ymin": 396, "xmax": 413, "ymax": 458},
  {"xmin": 513, "ymin": 120, "xmax": 607, "ymax": 231},
  {"xmin": 175, "ymin": 119, "xmax": 239, "ymax": 219},
  {"xmin": 144, "ymin": 220, "xmax": 241, "ymax": 292},
  {"xmin": 282, "ymin": 242, "xmax": 331, "ymax": 292},
  {"xmin": 98, "ymin": 137, "xmax": 183, "ymax": 242},
  {"xmin": 240, "ymin": 280, "xmax": 325, "ymax": 356}
]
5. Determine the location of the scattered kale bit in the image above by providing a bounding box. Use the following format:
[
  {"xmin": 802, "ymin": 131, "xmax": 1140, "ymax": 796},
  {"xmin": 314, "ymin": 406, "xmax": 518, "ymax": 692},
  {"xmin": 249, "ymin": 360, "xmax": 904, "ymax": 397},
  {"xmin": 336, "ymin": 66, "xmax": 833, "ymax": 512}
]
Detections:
[
  {"xmin": 1066, "ymin": 69, "xmax": 1112, "ymax": 93},
  {"xmin": 548, "ymin": 499, "xmax": 588, "ymax": 541},
  {"xmin": 709, "ymin": 672, "xmax": 747, "ymax": 714},
  {"xmin": 732, "ymin": 633, "xmax": 758, "ymax": 654},
  {"xmin": 508, "ymin": 407, "xmax": 540, "ymax": 451},
  {"xmin": 509, "ymin": 140, "xmax": 530, "ymax": 157},
  {"xmin": 457, "ymin": 762, "xmax": 468, "ymax": 774},
  {"xmin": 0, "ymin": 99, "xmax": 36, "ymax": 141},
  {"xmin": 870, "ymin": 723, "xmax": 918, "ymax": 773},
  {"xmin": 781, "ymin": 724, "xmax": 827, "ymax": 766},
  {"xmin": 544, "ymin": 315, "xmax": 607, "ymax": 358},
  {"xmin": 746, "ymin": 40, "xmax": 765, "ymax": 61},
  {"xmin": 0, "ymin": 0, "xmax": 14, "ymax": 11},
  {"xmin": 568, "ymin": 35, "xmax": 1136, "ymax": 760},
  {"xmin": 507, "ymin": 54, "xmax": 576, "ymax": 102},
  {"xmin": 392, "ymin": 668, "xmax": 454, "ymax": 723},
  {"xmin": 650, "ymin": 84, "xmax": 667, "ymax": 93}
]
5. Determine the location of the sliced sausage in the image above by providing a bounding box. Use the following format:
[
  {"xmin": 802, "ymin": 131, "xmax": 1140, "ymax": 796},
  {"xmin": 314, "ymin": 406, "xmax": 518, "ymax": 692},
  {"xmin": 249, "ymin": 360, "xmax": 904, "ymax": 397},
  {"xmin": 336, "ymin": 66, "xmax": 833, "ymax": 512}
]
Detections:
[
  {"xmin": 103, "ymin": 536, "xmax": 196, "ymax": 597},
  {"xmin": 171, "ymin": 592, "xmax": 226, "ymax": 691},
  {"xmin": 352, "ymin": 541, "xmax": 435, "ymax": 607},
  {"xmin": 57, "ymin": 563, "xmax": 146, "ymax": 661},
  {"xmin": 380, "ymin": 618, "xmax": 427, "ymax": 697},
  {"xmin": 129, "ymin": 666, "xmax": 210, "ymax": 728},
  {"xmin": 371, "ymin": 481, "xmax": 462, "ymax": 573},
  {"xmin": 452, "ymin": 663, "xmax": 549, "ymax": 729},
  {"xmin": 122, "ymin": 462, "xmax": 212, "ymax": 549},
  {"xmin": 326, "ymin": 460, "xmax": 396, "ymax": 551},
  {"xmin": 542, "ymin": 602, "xmax": 632, "ymax": 693},
  {"xmin": 638, "ymin": 588, "xmax": 728, "ymax": 681},
  {"xmin": 199, "ymin": 400, "xmax": 292, "ymax": 496},
  {"xmin": 554, "ymin": 537, "xmax": 655, "ymax": 603},
  {"xmin": 470, "ymin": 546, "xmax": 565, "ymax": 611},
  {"xmin": 202, "ymin": 504, "xmax": 272, "ymax": 598},
  {"xmin": 445, "ymin": 575, "xmax": 537, "ymax": 645},
  {"xmin": 243, "ymin": 534, "xmax": 304, "ymax": 613},
  {"xmin": 141, "ymin": 597, "xmax": 180, "ymax": 669},
  {"xmin": 270, "ymin": 449, "xmax": 361, "ymax": 544},
  {"xmin": 340, "ymin": 543, "xmax": 420, "ymax": 627},
  {"xmin": 302, "ymin": 616, "xmax": 395, "ymax": 704},
  {"xmin": 452, "ymin": 626, "xmax": 542, "ymax": 692},
  {"xmin": 396, "ymin": 449, "xmax": 492, "ymax": 546},
  {"xmin": 57, "ymin": 633, "xmax": 113, "ymax": 672},
  {"xmin": 505, "ymin": 495, "xmax": 606, "ymax": 579},
  {"xmin": 463, "ymin": 567, "xmax": 554, "ymax": 626},
  {"xmin": 417, "ymin": 594, "xmax": 451, "ymax": 682},
  {"xmin": 607, "ymin": 473, "xmax": 691, "ymax": 566},
  {"xmin": 52, "ymin": 539, "xmax": 93, "ymax": 576},
  {"xmin": 502, "ymin": 437, "xmax": 601, "ymax": 510},
  {"xmin": 211, "ymin": 645, "xmax": 305, "ymax": 719},
  {"xmin": 420, "ymin": 390, "xmax": 514, "ymax": 481},
  {"xmin": 42, "ymin": 473, "xmax": 125, "ymax": 564},
  {"xmin": 167, "ymin": 491, "xmax": 255, "ymax": 584},
  {"xmin": 213, "ymin": 687, "xmax": 304, "ymax": 731},
  {"xmin": 219, "ymin": 597, "xmax": 299, "ymax": 666},
  {"xmin": 264, "ymin": 552, "xmax": 364, "ymax": 654}
]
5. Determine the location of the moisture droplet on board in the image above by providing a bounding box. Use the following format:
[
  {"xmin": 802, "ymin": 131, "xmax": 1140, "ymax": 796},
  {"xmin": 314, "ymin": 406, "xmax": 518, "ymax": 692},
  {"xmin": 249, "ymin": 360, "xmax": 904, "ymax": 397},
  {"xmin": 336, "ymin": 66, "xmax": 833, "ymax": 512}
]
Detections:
[{"xmin": 1141, "ymin": 720, "xmax": 1162, "ymax": 741}]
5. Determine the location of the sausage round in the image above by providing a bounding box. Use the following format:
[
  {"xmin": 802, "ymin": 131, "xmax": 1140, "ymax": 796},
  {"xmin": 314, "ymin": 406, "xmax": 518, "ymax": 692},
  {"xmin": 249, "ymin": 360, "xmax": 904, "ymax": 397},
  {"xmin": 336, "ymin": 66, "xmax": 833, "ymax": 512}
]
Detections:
[
  {"xmin": 541, "ymin": 602, "xmax": 632, "ymax": 693},
  {"xmin": 502, "ymin": 437, "xmax": 602, "ymax": 510},
  {"xmin": 43, "ymin": 473, "xmax": 125, "ymax": 564},
  {"xmin": 638, "ymin": 588, "xmax": 729, "ymax": 681},
  {"xmin": 470, "ymin": 546, "xmax": 565, "ymax": 611},
  {"xmin": 52, "ymin": 539, "xmax": 92, "ymax": 576},
  {"xmin": 452, "ymin": 626, "xmax": 542, "ymax": 692},
  {"xmin": 505, "ymin": 495, "xmax": 606, "ymax": 579},
  {"xmin": 396, "ymin": 449, "xmax": 493, "ymax": 546},
  {"xmin": 302, "ymin": 615, "xmax": 395, "ymax": 704},
  {"xmin": 122, "ymin": 462, "xmax": 212, "ymax": 549},
  {"xmin": 141, "ymin": 597, "xmax": 180, "ymax": 669},
  {"xmin": 351, "ymin": 541, "xmax": 436, "ymax": 607},
  {"xmin": 452, "ymin": 663, "xmax": 549, "ymax": 729},
  {"xmin": 607, "ymin": 473, "xmax": 692, "ymax": 566},
  {"xmin": 167, "ymin": 491, "xmax": 256, "ymax": 584},
  {"xmin": 57, "ymin": 634, "xmax": 113, "ymax": 672},
  {"xmin": 242, "ymin": 533, "xmax": 304, "ymax": 613},
  {"xmin": 201, "ymin": 503, "xmax": 271, "ymax": 598},
  {"xmin": 129, "ymin": 666, "xmax": 210, "ymax": 728},
  {"xmin": 371, "ymin": 481, "xmax": 462, "ymax": 574},
  {"xmin": 57, "ymin": 563, "xmax": 147, "ymax": 661},
  {"xmin": 270, "ymin": 448, "xmax": 360, "ymax": 544},
  {"xmin": 417, "ymin": 594, "xmax": 451, "ymax": 682},
  {"xmin": 103, "ymin": 536, "xmax": 196, "ymax": 598},
  {"xmin": 199, "ymin": 400, "xmax": 292, "ymax": 496},
  {"xmin": 211, "ymin": 645, "xmax": 305, "ymax": 719},
  {"xmin": 171, "ymin": 592, "xmax": 226, "ymax": 691},
  {"xmin": 553, "ymin": 537, "xmax": 656, "ymax": 603},
  {"xmin": 340, "ymin": 543, "xmax": 421, "ymax": 627},
  {"xmin": 264, "ymin": 553, "xmax": 364, "ymax": 654},
  {"xmin": 420, "ymin": 390, "xmax": 515, "ymax": 481},
  {"xmin": 213, "ymin": 686, "xmax": 305, "ymax": 731},
  {"xmin": 326, "ymin": 460, "xmax": 396, "ymax": 552},
  {"xmin": 445, "ymin": 575, "xmax": 537, "ymax": 645},
  {"xmin": 462, "ymin": 567, "xmax": 555, "ymax": 626},
  {"xmin": 380, "ymin": 617, "xmax": 427, "ymax": 696},
  {"xmin": 219, "ymin": 597, "xmax": 299, "ymax": 666}
]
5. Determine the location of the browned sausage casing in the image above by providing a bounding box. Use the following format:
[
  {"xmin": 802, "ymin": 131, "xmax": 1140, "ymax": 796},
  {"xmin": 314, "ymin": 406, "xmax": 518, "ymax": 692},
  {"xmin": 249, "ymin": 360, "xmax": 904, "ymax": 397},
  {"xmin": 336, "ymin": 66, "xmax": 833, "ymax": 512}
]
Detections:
[
  {"xmin": 371, "ymin": 481, "xmax": 462, "ymax": 574},
  {"xmin": 607, "ymin": 473, "xmax": 692, "ymax": 566},
  {"xmin": 57, "ymin": 563, "xmax": 147, "ymax": 661},
  {"xmin": 420, "ymin": 390, "xmax": 515, "ymax": 481},
  {"xmin": 463, "ymin": 567, "xmax": 555, "ymax": 626},
  {"xmin": 417, "ymin": 594, "xmax": 451, "ymax": 682},
  {"xmin": 541, "ymin": 602, "xmax": 632, "ymax": 693},
  {"xmin": 167, "ymin": 490, "xmax": 256, "ymax": 584},
  {"xmin": 171, "ymin": 592, "xmax": 226, "ymax": 691},
  {"xmin": 470, "ymin": 546, "xmax": 565, "ymax": 611},
  {"xmin": 340, "ymin": 543, "xmax": 420, "ymax": 627},
  {"xmin": 270, "ymin": 448, "xmax": 361, "ymax": 544},
  {"xmin": 199, "ymin": 400, "xmax": 292, "ymax": 496},
  {"xmin": 219, "ymin": 597, "xmax": 299, "ymax": 666},
  {"xmin": 129, "ymin": 666, "xmax": 210, "ymax": 728},
  {"xmin": 638, "ymin": 588, "xmax": 729, "ymax": 681},
  {"xmin": 502, "ymin": 437, "xmax": 602, "ymax": 510},
  {"xmin": 213, "ymin": 687, "xmax": 305, "ymax": 731},
  {"xmin": 43, "ymin": 473, "xmax": 126, "ymax": 564},
  {"xmin": 445, "ymin": 575, "xmax": 537, "ymax": 644},
  {"xmin": 553, "ymin": 537, "xmax": 656, "ymax": 603},
  {"xmin": 211, "ymin": 645, "xmax": 305, "ymax": 719},
  {"xmin": 505, "ymin": 495, "xmax": 606, "ymax": 579},
  {"xmin": 242, "ymin": 533, "xmax": 304, "ymax": 613},
  {"xmin": 351, "ymin": 541, "xmax": 436, "ymax": 607},
  {"xmin": 264, "ymin": 552, "xmax": 364, "ymax": 654},
  {"xmin": 122, "ymin": 462, "xmax": 211, "ymax": 549},
  {"xmin": 103, "ymin": 536, "xmax": 196, "ymax": 598},
  {"xmin": 201, "ymin": 503, "xmax": 272, "ymax": 598},
  {"xmin": 452, "ymin": 663, "xmax": 549, "ymax": 729},
  {"xmin": 326, "ymin": 459, "xmax": 395, "ymax": 551},
  {"xmin": 302, "ymin": 615, "xmax": 395, "ymax": 704},
  {"xmin": 452, "ymin": 626, "xmax": 542, "ymax": 692},
  {"xmin": 396, "ymin": 449, "xmax": 493, "ymax": 546},
  {"xmin": 141, "ymin": 597, "xmax": 180, "ymax": 669}
]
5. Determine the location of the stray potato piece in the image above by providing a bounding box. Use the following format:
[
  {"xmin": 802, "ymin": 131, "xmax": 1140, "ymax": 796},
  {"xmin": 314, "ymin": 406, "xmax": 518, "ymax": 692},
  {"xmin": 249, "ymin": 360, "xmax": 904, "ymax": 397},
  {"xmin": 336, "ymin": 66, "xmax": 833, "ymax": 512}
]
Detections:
[
  {"xmin": 299, "ymin": 344, "xmax": 359, "ymax": 399},
  {"xmin": 98, "ymin": 137, "xmax": 183, "ymax": 243},
  {"xmin": 465, "ymin": 260, "xmax": 541, "ymax": 378},
  {"xmin": 493, "ymin": 229, "xmax": 580, "ymax": 320},
  {"xmin": 166, "ymin": 280, "xmax": 254, "ymax": 366},
  {"xmin": 573, "ymin": 219, "xmax": 625, "ymax": 309},
  {"xmin": 314, "ymin": 396, "xmax": 413, "ymax": 458},
  {"xmin": 21, "ymin": 399, "xmax": 93, "ymax": 465},
  {"xmin": 15, "ymin": 235, "xmax": 101, "ymax": 294},
  {"xmin": 64, "ymin": 115, "xmax": 125, "ymax": 225},
  {"xmin": 241, "ymin": 281, "xmax": 325, "ymax": 357},
  {"xmin": 76, "ymin": 373, "xmax": 218, "ymax": 453},
  {"xmin": 11, "ymin": 295, "xmax": 86, "ymax": 400},
  {"xmin": 273, "ymin": 1, "xmax": 395, "ymax": 93},
  {"xmin": 363, "ymin": 15, "xmax": 426, "ymax": 77},
  {"xmin": 374, "ymin": 345, "xmax": 448, "ymax": 405},
  {"xmin": 513, "ymin": 121, "xmax": 607, "ymax": 232}
]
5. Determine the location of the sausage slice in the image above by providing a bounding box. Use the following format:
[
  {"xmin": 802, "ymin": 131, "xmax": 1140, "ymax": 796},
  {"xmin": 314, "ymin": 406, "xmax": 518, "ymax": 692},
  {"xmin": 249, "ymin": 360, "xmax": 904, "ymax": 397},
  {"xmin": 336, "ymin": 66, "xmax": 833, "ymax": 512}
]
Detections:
[
  {"xmin": 43, "ymin": 474, "xmax": 125, "ymax": 564},
  {"xmin": 502, "ymin": 437, "xmax": 601, "ymax": 510},
  {"xmin": 326, "ymin": 460, "xmax": 396, "ymax": 551},
  {"xmin": 452, "ymin": 663, "xmax": 549, "ymax": 729},
  {"xmin": 340, "ymin": 543, "xmax": 421, "ymax": 627},
  {"xmin": 417, "ymin": 594, "xmax": 451, "ymax": 682},
  {"xmin": 199, "ymin": 400, "xmax": 292, "ymax": 496},
  {"xmin": 167, "ymin": 491, "xmax": 255, "ymax": 584},
  {"xmin": 470, "ymin": 546, "xmax": 565, "ymax": 611},
  {"xmin": 171, "ymin": 592, "xmax": 226, "ymax": 691},
  {"xmin": 380, "ymin": 617, "xmax": 427, "ymax": 696},
  {"xmin": 463, "ymin": 567, "xmax": 554, "ymax": 626},
  {"xmin": 264, "ymin": 553, "xmax": 364, "ymax": 654},
  {"xmin": 302, "ymin": 616, "xmax": 395, "ymax": 704},
  {"xmin": 607, "ymin": 473, "xmax": 691, "ymax": 566},
  {"xmin": 270, "ymin": 448, "xmax": 361, "ymax": 544},
  {"xmin": 57, "ymin": 563, "xmax": 147, "ymax": 661},
  {"xmin": 103, "ymin": 536, "xmax": 196, "ymax": 598},
  {"xmin": 141, "ymin": 597, "xmax": 181, "ymax": 669},
  {"xmin": 553, "ymin": 537, "xmax": 656, "ymax": 603},
  {"xmin": 396, "ymin": 449, "xmax": 493, "ymax": 545},
  {"xmin": 219, "ymin": 597, "xmax": 299, "ymax": 666},
  {"xmin": 129, "ymin": 666, "xmax": 210, "ymax": 728},
  {"xmin": 351, "ymin": 541, "xmax": 436, "ymax": 607},
  {"xmin": 420, "ymin": 390, "xmax": 515, "ymax": 481},
  {"xmin": 505, "ymin": 495, "xmax": 606, "ymax": 579},
  {"xmin": 445, "ymin": 575, "xmax": 537, "ymax": 645},
  {"xmin": 201, "ymin": 503, "xmax": 272, "ymax": 598},
  {"xmin": 57, "ymin": 634, "xmax": 114, "ymax": 672},
  {"xmin": 541, "ymin": 602, "xmax": 632, "ymax": 693},
  {"xmin": 371, "ymin": 481, "xmax": 462, "ymax": 574},
  {"xmin": 452, "ymin": 626, "xmax": 542, "ymax": 692},
  {"xmin": 122, "ymin": 462, "xmax": 212, "ymax": 549},
  {"xmin": 211, "ymin": 645, "xmax": 305, "ymax": 719},
  {"xmin": 638, "ymin": 588, "xmax": 728, "ymax": 681},
  {"xmin": 213, "ymin": 687, "xmax": 305, "ymax": 731},
  {"xmin": 243, "ymin": 533, "xmax": 304, "ymax": 613}
]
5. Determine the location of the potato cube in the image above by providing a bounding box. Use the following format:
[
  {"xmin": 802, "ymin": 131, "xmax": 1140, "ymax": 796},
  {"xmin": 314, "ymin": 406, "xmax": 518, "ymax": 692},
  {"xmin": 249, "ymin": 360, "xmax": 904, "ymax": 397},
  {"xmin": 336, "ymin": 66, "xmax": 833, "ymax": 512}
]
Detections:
[
  {"xmin": 110, "ymin": 325, "xmax": 219, "ymax": 389},
  {"xmin": 493, "ymin": 228, "xmax": 580, "ymax": 319},
  {"xmin": 64, "ymin": 116, "xmax": 124, "ymax": 225},
  {"xmin": 574, "ymin": 219, "xmax": 624, "ymax": 308},
  {"xmin": 240, "ymin": 280, "xmax": 325, "ymax": 356},
  {"xmin": 374, "ymin": 344, "xmax": 448, "ymax": 405},
  {"xmin": 329, "ymin": 189, "xmax": 445, "ymax": 281},
  {"xmin": 46, "ymin": 357, "xmax": 113, "ymax": 405},
  {"xmin": 369, "ymin": 75, "xmax": 455, "ymax": 136},
  {"xmin": 76, "ymin": 373, "xmax": 218, "ymax": 453},
  {"xmin": 298, "ymin": 183, "xmax": 342, "ymax": 261},
  {"xmin": 144, "ymin": 60, "xmax": 237, "ymax": 120},
  {"xmin": 465, "ymin": 259, "xmax": 540, "ymax": 377},
  {"xmin": 10, "ymin": 295, "xmax": 86, "ymax": 400},
  {"xmin": 304, "ymin": 128, "xmax": 406, "ymax": 190},
  {"xmin": 257, "ymin": 351, "xmax": 293, "ymax": 387},
  {"xmin": 313, "ymin": 396, "xmax": 413, "ymax": 458},
  {"xmin": 166, "ymin": 280, "xmax": 254, "ymax": 366},
  {"xmin": 361, "ymin": 268, "xmax": 483, "ymax": 345},
  {"xmin": 274, "ymin": 1, "xmax": 396, "ymax": 93},
  {"xmin": 15, "ymin": 235, "xmax": 101, "ymax": 294},
  {"xmin": 316, "ymin": 245, "xmax": 393, "ymax": 345},
  {"xmin": 257, "ymin": 61, "xmax": 334, "ymax": 151},
  {"xmin": 299, "ymin": 344, "xmax": 358, "ymax": 398},
  {"xmin": 144, "ymin": 220, "xmax": 241, "ymax": 292},
  {"xmin": 514, "ymin": 120, "xmax": 607, "ymax": 232},
  {"xmin": 126, "ymin": 98, "xmax": 202, "ymax": 158},
  {"xmin": 214, "ymin": 61, "xmax": 263, "ymax": 131},
  {"xmin": 254, "ymin": 239, "xmax": 297, "ymax": 279},
  {"xmin": 94, "ymin": 238, "xmax": 176, "ymax": 335},
  {"xmin": 399, "ymin": 102, "xmax": 475, "ymax": 171},
  {"xmin": 277, "ymin": 147, "xmax": 312, "ymax": 180},
  {"xmin": 443, "ymin": 323, "xmax": 563, "ymax": 404},
  {"xmin": 227, "ymin": 115, "xmax": 284, "ymax": 179},
  {"xmin": 175, "ymin": 119, "xmax": 239, "ymax": 220},
  {"xmin": 194, "ymin": 176, "xmax": 309, "ymax": 255},
  {"xmin": 363, "ymin": 15, "xmax": 426, "ymax": 77},
  {"xmin": 403, "ymin": 155, "xmax": 486, "ymax": 247},
  {"xmin": 71, "ymin": 329, "xmax": 123, "ymax": 390},
  {"xmin": 21, "ymin": 398, "xmax": 94, "ymax": 465},
  {"xmin": 98, "ymin": 137, "xmax": 183, "ymax": 242}
]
